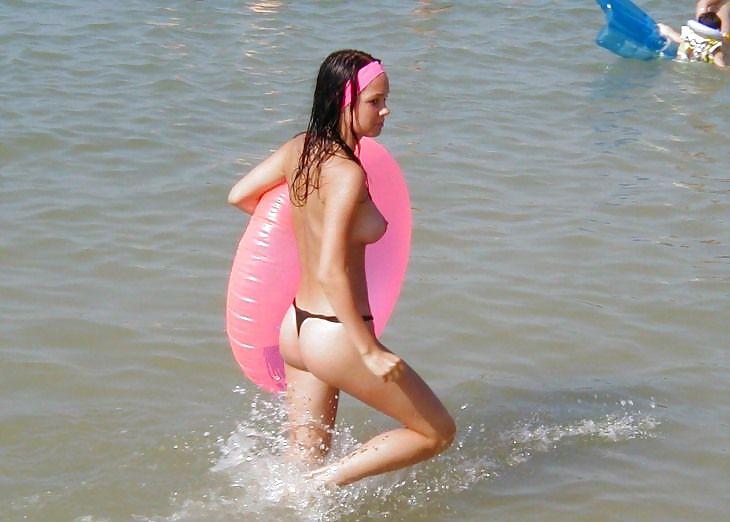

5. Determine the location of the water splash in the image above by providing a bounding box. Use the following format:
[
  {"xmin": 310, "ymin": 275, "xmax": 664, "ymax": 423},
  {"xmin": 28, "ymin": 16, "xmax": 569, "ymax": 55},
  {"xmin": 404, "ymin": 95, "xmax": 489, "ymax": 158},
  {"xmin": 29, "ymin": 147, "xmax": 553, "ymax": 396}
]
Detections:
[
  {"xmin": 150, "ymin": 387, "xmax": 660, "ymax": 521},
  {"xmin": 502, "ymin": 411, "xmax": 659, "ymax": 466}
]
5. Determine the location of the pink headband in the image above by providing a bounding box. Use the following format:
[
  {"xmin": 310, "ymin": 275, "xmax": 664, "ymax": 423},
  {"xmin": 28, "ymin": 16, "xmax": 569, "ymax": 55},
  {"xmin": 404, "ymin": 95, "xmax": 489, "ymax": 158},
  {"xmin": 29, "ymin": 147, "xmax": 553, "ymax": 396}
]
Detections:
[{"xmin": 342, "ymin": 61, "xmax": 386, "ymax": 108}]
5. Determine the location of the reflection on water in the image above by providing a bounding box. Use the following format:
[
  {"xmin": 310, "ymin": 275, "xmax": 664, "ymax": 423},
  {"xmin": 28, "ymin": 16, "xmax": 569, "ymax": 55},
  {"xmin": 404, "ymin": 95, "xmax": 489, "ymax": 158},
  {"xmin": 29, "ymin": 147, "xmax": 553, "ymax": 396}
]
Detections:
[{"xmin": 249, "ymin": 1, "xmax": 283, "ymax": 15}]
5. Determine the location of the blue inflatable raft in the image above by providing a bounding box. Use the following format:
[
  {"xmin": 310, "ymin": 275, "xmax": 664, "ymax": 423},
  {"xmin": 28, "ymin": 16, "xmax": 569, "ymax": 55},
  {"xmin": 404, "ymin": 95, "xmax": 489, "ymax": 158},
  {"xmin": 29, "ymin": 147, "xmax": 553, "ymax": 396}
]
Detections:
[{"xmin": 595, "ymin": 0, "xmax": 678, "ymax": 60}]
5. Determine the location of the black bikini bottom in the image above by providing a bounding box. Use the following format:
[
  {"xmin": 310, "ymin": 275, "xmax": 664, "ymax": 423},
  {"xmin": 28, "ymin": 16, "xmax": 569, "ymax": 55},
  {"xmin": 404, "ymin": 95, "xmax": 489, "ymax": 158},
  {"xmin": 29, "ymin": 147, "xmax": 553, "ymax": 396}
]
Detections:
[{"xmin": 292, "ymin": 300, "xmax": 373, "ymax": 336}]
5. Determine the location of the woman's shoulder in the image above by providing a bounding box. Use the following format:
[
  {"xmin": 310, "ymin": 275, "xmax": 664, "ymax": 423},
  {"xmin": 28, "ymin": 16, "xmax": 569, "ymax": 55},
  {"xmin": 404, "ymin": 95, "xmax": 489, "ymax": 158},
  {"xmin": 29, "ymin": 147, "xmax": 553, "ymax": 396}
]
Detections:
[
  {"xmin": 280, "ymin": 133, "xmax": 306, "ymax": 157},
  {"xmin": 320, "ymin": 152, "xmax": 367, "ymax": 198},
  {"xmin": 267, "ymin": 135, "xmax": 305, "ymax": 178},
  {"xmin": 323, "ymin": 152, "xmax": 365, "ymax": 179}
]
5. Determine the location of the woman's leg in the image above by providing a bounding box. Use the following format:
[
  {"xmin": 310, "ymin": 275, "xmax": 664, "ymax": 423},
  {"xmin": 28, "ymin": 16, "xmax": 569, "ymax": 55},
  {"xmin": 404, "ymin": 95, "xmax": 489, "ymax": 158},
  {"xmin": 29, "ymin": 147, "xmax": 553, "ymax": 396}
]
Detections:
[
  {"xmin": 279, "ymin": 307, "xmax": 339, "ymax": 464},
  {"xmin": 298, "ymin": 321, "xmax": 456, "ymax": 486},
  {"xmin": 284, "ymin": 363, "xmax": 339, "ymax": 464}
]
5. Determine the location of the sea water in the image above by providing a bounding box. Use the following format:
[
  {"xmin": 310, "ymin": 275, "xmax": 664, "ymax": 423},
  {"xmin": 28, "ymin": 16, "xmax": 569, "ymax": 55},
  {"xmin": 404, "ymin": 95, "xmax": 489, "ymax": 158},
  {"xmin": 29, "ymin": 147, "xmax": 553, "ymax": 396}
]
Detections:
[{"xmin": 1, "ymin": 1, "xmax": 728, "ymax": 521}]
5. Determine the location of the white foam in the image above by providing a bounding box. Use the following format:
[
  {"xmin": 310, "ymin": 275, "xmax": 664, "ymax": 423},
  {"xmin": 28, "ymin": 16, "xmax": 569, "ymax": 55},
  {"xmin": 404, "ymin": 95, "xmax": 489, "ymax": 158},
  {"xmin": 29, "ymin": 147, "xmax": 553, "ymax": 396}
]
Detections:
[{"xmin": 149, "ymin": 394, "xmax": 661, "ymax": 521}]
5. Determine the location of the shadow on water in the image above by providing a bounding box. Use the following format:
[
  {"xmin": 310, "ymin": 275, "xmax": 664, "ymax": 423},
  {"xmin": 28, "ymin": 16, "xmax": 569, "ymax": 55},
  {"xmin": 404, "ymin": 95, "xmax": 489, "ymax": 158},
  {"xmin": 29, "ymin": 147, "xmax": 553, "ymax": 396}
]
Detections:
[{"xmin": 142, "ymin": 381, "xmax": 662, "ymax": 522}]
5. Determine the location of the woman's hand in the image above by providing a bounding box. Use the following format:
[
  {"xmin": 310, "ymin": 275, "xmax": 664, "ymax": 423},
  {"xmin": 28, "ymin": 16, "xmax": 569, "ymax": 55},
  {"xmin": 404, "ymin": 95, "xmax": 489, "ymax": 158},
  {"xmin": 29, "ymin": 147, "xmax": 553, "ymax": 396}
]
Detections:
[{"xmin": 361, "ymin": 346, "xmax": 404, "ymax": 382}]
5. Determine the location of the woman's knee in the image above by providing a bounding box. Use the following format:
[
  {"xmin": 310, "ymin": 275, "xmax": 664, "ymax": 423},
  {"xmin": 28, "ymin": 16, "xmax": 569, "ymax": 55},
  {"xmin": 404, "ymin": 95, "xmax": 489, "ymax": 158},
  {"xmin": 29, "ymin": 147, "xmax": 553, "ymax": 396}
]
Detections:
[
  {"xmin": 423, "ymin": 412, "xmax": 456, "ymax": 456},
  {"xmin": 438, "ymin": 413, "xmax": 457, "ymax": 451}
]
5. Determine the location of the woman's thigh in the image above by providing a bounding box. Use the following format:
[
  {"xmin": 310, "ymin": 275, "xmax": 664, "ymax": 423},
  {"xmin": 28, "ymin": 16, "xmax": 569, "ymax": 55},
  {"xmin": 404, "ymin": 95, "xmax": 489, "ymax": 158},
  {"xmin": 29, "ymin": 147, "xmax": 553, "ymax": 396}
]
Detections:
[
  {"xmin": 299, "ymin": 321, "xmax": 453, "ymax": 439},
  {"xmin": 279, "ymin": 306, "xmax": 306, "ymax": 370},
  {"xmin": 285, "ymin": 363, "xmax": 339, "ymax": 432},
  {"xmin": 281, "ymin": 311, "xmax": 339, "ymax": 455}
]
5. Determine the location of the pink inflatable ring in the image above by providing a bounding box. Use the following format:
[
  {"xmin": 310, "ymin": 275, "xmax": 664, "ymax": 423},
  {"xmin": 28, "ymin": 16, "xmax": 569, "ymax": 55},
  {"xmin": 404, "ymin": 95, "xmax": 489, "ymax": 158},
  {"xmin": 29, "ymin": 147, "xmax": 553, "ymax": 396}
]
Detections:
[{"xmin": 226, "ymin": 137, "xmax": 412, "ymax": 393}]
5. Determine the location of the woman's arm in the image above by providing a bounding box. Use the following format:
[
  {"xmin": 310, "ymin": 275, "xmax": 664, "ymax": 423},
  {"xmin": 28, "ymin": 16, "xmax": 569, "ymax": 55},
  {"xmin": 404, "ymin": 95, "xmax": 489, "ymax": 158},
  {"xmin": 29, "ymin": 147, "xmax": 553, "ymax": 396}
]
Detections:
[
  {"xmin": 317, "ymin": 159, "xmax": 402, "ymax": 381},
  {"xmin": 317, "ymin": 160, "xmax": 379, "ymax": 352},
  {"xmin": 228, "ymin": 141, "xmax": 292, "ymax": 214}
]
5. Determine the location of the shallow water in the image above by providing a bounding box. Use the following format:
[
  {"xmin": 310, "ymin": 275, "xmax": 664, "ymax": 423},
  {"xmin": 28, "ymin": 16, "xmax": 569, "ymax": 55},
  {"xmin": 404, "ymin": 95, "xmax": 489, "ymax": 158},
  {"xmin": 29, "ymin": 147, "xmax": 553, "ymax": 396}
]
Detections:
[{"xmin": 1, "ymin": 1, "xmax": 729, "ymax": 521}]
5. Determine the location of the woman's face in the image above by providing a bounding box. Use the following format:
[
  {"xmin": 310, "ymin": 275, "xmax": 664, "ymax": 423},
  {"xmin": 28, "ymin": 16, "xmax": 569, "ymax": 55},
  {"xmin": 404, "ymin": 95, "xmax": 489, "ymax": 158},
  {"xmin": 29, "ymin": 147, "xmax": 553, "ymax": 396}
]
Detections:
[{"xmin": 351, "ymin": 73, "xmax": 390, "ymax": 139}]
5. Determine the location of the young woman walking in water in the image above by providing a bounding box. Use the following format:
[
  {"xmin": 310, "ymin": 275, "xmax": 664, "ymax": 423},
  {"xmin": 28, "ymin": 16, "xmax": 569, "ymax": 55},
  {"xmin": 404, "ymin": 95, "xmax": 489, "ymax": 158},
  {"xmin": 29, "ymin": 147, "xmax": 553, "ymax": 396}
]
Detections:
[{"xmin": 228, "ymin": 49, "xmax": 455, "ymax": 486}]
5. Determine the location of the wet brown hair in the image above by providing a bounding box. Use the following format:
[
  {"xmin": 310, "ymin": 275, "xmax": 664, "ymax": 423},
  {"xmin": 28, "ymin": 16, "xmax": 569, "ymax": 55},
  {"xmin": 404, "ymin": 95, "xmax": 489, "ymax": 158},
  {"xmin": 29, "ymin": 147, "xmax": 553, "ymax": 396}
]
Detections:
[{"xmin": 291, "ymin": 49, "xmax": 379, "ymax": 206}]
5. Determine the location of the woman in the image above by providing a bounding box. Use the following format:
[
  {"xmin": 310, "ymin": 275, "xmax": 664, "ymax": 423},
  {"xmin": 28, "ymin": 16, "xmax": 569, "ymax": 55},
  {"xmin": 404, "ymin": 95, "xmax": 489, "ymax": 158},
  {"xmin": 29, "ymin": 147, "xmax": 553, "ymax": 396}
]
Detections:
[{"xmin": 228, "ymin": 49, "xmax": 455, "ymax": 486}]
